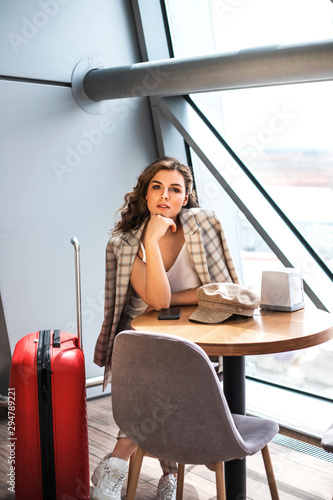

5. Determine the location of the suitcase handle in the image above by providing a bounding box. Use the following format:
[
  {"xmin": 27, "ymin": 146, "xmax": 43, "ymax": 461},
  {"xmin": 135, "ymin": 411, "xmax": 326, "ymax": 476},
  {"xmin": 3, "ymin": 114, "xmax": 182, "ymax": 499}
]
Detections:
[
  {"xmin": 71, "ymin": 237, "xmax": 83, "ymax": 351},
  {"xmin": 53, "ymin": 329, "xmax": 61, "ymax": 348}
]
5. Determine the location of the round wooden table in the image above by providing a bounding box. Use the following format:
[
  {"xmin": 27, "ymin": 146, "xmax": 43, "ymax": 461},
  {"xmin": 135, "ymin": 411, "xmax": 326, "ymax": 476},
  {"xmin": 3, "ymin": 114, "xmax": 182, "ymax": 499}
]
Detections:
[
  {"xmin": 132, "ymin": 305, "xmax": 333, "ymax": 356},
  {"xmin": 132, "ymin": 305, "xmax": 333, "ymax": 499}
]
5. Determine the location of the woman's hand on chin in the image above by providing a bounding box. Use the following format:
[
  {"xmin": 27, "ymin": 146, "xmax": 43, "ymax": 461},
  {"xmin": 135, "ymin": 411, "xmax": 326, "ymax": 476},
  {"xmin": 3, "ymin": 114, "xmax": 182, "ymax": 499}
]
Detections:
[{"xmin": 145, "ymin": 214, "xmax": 177, "ymax": 241}]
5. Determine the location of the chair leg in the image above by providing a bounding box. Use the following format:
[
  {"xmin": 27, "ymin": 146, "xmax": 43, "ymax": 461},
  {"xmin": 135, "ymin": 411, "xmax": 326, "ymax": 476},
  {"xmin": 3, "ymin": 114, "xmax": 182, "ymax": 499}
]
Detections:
[
  {"xmin": 261, "ymin": 445, "xmax": 279, "ymax": 500},
  {"xmin": 126, "ymin": 447, "xmax": 145, "ymax": 500},
  {"xmin": 176, "ymin": 463, "xmax": 185, "ymax": 500},
  {"xmin": 215, "ymin": 462, "xmax": 226, "ymax": 500},
  {"xmin": 127, "ymin": 450, "xmax": 136, "ymax": 495}
]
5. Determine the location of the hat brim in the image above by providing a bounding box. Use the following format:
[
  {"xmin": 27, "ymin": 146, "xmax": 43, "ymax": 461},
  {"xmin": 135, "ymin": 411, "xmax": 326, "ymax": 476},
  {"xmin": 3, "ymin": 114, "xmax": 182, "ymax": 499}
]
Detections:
[{"xmin": 189, "ymin": 307, "xmax": 233, "ymax": 324}]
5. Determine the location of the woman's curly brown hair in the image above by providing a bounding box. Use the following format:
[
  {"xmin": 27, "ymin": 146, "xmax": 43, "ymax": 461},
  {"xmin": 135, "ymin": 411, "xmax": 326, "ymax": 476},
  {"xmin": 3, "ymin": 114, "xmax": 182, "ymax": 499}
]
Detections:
[{"xmin": 112, "ymin": 157, "xmax": 199, "ymax": 235}]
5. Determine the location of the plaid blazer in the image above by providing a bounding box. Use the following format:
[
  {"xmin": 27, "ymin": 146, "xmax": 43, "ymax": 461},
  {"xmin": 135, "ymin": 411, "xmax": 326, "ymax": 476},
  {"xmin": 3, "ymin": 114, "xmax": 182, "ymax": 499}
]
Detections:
[{"xmin": 94, "ymin": 208, "xmax": 239, "ymax": 390}]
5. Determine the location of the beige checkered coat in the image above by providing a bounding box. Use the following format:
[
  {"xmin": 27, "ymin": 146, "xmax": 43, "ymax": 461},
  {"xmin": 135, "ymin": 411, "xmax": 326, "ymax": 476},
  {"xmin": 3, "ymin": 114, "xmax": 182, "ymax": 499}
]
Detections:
[{"xmin": 94, "ymin": 208, "xmax": 239, "ymax": 390}]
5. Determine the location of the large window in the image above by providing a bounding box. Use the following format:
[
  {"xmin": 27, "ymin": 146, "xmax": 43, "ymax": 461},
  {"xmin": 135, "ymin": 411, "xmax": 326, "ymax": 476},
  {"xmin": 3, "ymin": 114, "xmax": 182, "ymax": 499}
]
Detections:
[
  {"xmin": 164, "ymin": 0, "xmax": 333, "ymax": 400},
  {"xmin": 166, "ymin": 0, "xmax": 333, "ymax": 57},
  {"xmin": 209, "ymin": 0, "xmax": 333, "ymax": 51},
  {"xmin": 193, "ymin": 81, "xmax": 333, "ymax": 310}
]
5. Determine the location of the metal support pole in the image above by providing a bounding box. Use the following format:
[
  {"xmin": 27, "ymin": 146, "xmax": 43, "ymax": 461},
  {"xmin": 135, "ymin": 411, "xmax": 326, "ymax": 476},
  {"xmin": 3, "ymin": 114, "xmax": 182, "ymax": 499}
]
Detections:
[
  {"xmin": 81, "ymin": 41, "xmax": 333, "ymax": 104},
  {"xmin": 223, "ymin": 356, "xmax": 246, "ymax": 414},
  {"xmin": 223, "ymin": 356, "xmax": 246, "ymax": 499}
]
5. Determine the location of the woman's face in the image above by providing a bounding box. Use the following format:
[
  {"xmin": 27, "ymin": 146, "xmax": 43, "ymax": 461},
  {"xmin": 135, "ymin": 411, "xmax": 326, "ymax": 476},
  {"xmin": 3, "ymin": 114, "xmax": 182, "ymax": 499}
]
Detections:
[{"xmin": 145, "ymin": 169, "xmax": 189, "ymax": 220}]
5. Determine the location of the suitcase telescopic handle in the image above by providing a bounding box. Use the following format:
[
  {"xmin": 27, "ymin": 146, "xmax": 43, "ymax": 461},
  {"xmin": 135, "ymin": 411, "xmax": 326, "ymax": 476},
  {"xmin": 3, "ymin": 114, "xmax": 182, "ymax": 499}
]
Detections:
[{"xmin": 71, "ymin": 237, "xmax": 83, "ymax": 351}]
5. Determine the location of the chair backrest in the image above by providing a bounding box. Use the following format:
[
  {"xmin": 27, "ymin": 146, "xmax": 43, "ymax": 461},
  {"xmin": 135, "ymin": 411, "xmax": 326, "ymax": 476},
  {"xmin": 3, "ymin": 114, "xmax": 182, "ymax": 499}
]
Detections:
[{"xmin": 111, "ymin": 330, "xmax": 251, "ymax": 464}]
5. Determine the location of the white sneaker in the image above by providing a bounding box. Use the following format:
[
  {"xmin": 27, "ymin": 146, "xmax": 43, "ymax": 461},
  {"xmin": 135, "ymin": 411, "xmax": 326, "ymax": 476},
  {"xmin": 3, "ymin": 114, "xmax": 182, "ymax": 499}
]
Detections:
[
  {"xmin": 91, "ymin": 456, "xmax": 128, "ymax": 500},
  {"xmin": 91, "ymin": 453, "xmax": 113, "ymax": 487},
  {"xmin": 156, "ymin": 473, "xmax": 177, "ymax": 500}
]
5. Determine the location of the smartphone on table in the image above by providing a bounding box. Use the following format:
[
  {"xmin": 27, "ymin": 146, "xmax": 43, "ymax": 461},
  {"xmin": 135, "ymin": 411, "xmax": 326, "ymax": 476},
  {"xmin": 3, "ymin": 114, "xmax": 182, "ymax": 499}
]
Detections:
[{"xmin": 158, "ymin": 307, "xmax": 181, "ymax": 320}]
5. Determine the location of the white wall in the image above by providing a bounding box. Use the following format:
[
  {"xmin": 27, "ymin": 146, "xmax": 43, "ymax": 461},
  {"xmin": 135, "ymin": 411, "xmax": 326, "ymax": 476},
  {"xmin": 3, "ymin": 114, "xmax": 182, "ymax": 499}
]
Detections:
[{"xmin": 0, "ymin": 0, "xmax": 157, "ymax": 396}]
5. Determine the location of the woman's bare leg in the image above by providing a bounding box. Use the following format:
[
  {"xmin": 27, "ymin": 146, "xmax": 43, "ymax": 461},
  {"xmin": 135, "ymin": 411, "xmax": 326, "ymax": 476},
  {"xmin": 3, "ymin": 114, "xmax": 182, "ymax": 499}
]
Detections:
[{"xmin": 111, "ymin": 437, "xmax": 137, "ymax": 461}]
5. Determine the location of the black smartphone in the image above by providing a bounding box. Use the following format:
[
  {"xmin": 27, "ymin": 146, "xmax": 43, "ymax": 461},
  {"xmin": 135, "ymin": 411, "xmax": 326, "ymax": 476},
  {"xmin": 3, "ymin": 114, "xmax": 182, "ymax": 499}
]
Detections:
[{"xmin": 158, "ymin": 307, "xmax": 181, "ymax": 320}]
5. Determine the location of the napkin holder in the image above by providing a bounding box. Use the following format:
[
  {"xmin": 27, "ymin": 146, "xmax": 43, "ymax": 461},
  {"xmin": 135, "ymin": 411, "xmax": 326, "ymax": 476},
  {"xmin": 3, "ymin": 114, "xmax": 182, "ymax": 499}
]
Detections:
[{"xmin": 260, "ymin": 268, "xmax": 305, "ymax": 312}]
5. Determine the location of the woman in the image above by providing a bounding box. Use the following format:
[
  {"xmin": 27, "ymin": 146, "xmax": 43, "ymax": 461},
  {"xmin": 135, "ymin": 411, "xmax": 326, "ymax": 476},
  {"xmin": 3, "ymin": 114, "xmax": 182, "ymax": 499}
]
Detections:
[{"xmin": 92, "ymin": 157, "xmax": 239, "ymax": 500}]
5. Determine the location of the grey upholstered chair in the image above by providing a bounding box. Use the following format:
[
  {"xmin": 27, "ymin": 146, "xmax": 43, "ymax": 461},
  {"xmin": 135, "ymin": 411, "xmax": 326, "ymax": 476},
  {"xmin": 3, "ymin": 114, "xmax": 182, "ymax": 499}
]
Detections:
[
  {"xmin": 111, "ymin": 330, "xmax": 280, "ymax": 500},
  {"xmin": 322, "ymin": 423, "xmax": 333, "ymax": 452}
]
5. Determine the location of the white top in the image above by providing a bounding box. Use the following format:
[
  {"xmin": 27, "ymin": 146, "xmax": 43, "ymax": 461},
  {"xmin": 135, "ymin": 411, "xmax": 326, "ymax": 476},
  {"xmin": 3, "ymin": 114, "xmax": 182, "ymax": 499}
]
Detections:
[{"xmin": 125, "ymin": 241, "xmax": 202, "ymax": 318}]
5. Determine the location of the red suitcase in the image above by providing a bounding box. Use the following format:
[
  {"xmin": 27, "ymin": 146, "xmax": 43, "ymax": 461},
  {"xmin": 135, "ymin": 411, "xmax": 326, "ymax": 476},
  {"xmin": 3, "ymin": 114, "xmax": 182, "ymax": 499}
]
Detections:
[{"xmin": 9, "ymin": 237, "xmax": 90, "ymax": 500}]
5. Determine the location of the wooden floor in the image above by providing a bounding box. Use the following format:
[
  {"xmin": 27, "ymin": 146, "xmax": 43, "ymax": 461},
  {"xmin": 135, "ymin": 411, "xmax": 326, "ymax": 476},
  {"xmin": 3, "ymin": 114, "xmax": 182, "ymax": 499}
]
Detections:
[{"xmin": 1, "ymin": 397, "xmax": 332, "ymax": 499}]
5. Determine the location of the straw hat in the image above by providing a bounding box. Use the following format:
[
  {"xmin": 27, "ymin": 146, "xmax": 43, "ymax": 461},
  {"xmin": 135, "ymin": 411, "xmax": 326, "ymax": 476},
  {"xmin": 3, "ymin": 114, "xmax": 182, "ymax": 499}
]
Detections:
[{"xmin": 189, "ymin": 283, "xmax": 260, "ymax": 324}]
